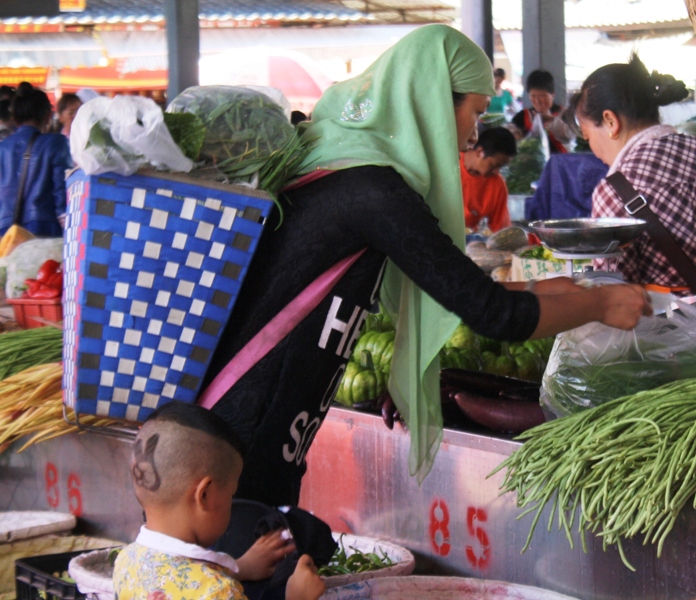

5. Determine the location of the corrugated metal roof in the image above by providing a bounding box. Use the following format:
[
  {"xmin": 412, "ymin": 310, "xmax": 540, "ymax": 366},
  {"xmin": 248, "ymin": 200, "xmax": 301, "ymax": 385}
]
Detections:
[
  {"xmin": 0, "ymin": 0, "xmax": 368, "ymax": 25},
  {"xmin": 493, "ymin": 0, "xmax": 691, "ymax": 31}
]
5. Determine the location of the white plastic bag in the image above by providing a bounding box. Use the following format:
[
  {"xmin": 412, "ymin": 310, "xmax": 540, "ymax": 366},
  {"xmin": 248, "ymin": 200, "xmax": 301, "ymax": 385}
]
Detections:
[
  {"xmin": 71, "ymin": 96, "xmax": 193, "ymax": 176},
  {"xmin": 5, "ymin": 238, "xmax": 63, "ymax": 298},
  {"xmin": 541, "ymin": 298, "xmax": 696, "ymax": 417}
]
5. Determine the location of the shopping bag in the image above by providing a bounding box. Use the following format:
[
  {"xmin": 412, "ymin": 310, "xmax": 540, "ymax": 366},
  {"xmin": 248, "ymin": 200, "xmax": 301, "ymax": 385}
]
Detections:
[
  {"xmin": 70, "ymin": 95, "xmax": 193, "ymax": 176},
  {"xmin": 541, "ymin": 298, "xmax": 696, "ymax": 417}
]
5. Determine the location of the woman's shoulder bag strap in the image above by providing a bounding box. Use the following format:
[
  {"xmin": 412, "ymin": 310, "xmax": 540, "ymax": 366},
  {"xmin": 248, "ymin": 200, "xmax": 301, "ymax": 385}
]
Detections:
[
  {"xmin": 14, "ymin": 131, "xmax": 41, "ymax": 226},
  {"xmin": 606, "ymin": 171, "xmax": 696, "ymax": 293}
]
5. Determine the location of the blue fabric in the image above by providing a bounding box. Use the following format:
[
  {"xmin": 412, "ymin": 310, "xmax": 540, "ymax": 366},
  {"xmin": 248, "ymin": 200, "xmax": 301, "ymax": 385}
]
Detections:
[
  {"xmin": 525, "ymin": 153, "xmax": 608, "ymax": 221},
  {"xmin": 0, "ymin": 125, "xmax": 71, "ymax": 236}
]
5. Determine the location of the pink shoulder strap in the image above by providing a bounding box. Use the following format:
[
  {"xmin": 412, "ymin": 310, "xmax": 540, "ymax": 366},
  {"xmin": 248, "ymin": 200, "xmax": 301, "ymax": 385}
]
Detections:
[{"xmin": 197, "ymin": 249, "xmax": 367, "ymax": 410}]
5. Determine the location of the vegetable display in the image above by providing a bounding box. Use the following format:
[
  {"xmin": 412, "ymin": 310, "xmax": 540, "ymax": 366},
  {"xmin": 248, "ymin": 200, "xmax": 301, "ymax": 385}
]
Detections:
[
  {"xmin": 490, "ymin": 378, "xmax": 696, "ymax": 570},
  {"xmin": 317, "ymin": 535, "xmax": 395, "ymax": 576},
  {"xmin": 22, "ymin": 259, "xmax": 62, "ymax": 299},
  {"xmin": 0, "ymin": 363, "xmax": 126, "ymax": 454},
  {"xmin": 335, "ymin": 312, "xmax": 555, "ymax": 408},
  {"xmin": 0, "ymin": 326, "xmax": 63, "ymax": 381}
]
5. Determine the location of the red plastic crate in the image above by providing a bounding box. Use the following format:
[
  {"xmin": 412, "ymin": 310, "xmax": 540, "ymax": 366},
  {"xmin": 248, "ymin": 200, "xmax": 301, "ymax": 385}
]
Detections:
[{"xmin": 7, "ymin": 297, "xmax": 63, "ymax": 329}]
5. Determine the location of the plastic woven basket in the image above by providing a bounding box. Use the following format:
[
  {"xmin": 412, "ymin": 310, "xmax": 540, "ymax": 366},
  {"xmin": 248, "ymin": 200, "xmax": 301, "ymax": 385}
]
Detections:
[
  {"xmin": 15, "ymin": 550, "xmax": 98, "ymax": 600},
  {"xmin": 63, "ymin": 169, "xmax": 274, "ymax": 421}
]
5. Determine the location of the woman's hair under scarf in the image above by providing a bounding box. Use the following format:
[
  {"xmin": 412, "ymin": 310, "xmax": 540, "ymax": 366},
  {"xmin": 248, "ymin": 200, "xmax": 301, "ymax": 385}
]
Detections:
[{"xmin": 299, "ymin": 24, "xmax": 495, "ymax": 482}]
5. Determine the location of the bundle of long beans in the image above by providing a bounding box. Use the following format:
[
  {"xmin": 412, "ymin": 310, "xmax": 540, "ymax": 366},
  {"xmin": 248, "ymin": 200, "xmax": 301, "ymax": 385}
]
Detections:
[
  {"xmin": 0, "ymin": 326, "xmax": 63, "ymax": 381},
  {"xmin": 0, "ymin": 362, "xmax": 126, "ymax": 454},
  {"xmin": 490, "ymin": 378, "xmax": 696, "ymax": 570}
]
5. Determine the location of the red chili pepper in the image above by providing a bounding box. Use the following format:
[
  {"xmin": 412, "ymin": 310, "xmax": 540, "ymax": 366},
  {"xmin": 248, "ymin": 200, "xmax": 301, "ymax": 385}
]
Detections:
[
  {"xmin": 36, "ymin": 260, "xmax": 61, "ymax": 283},
  {"xmin": 46, "ymin": 271, "xmax": 63, "ymax": 290},
  {"xmin": 28, "ymin": 285, "xmax": 60, "ymax": 299}
]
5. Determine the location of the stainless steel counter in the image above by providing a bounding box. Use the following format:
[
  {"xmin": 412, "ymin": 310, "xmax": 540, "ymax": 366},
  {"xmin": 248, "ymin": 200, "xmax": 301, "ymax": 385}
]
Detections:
[
  {"xmin": 2, "ymin": 407, "xmax": 696, "ymax": 599},
  {"xmin": 299, "ymin": 407, "xmax": 696, "ymax": 600}
]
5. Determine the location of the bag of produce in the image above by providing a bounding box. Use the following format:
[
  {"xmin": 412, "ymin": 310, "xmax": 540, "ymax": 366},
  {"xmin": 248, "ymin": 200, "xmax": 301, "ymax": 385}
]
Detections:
[
  {"xmin": 541, "ymin": 297, "xmax": 696, "ymax": 417},
  {"xmin": 166, "ymin": 86, "xmax": 309, "ymax": 195},
  {"xmin": 503, "ymin": 113, "xmax": 549, "ymax": 195},
  {"xmin": 70, "ymin": 96, "xmax": 193, "ymax": 176}
]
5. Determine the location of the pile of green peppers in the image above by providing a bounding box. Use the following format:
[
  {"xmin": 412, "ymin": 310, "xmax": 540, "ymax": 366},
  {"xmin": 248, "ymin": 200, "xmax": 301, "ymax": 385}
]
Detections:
[{"xmin": 335, "ymin": 308, "xmax": 556, "ymax": 407}]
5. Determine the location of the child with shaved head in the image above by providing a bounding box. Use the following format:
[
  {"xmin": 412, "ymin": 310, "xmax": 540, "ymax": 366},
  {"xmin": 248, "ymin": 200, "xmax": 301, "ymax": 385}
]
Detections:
[{"xmin": 113, "ymin": 401, "xmax": 325, "ymax": 600}]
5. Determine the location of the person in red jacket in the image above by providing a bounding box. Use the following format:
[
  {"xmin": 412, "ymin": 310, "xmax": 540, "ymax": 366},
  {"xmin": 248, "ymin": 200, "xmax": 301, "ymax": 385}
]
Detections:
[{"xmin": 460, "ymin": 127, "xmax": 517, "ymax": 232}]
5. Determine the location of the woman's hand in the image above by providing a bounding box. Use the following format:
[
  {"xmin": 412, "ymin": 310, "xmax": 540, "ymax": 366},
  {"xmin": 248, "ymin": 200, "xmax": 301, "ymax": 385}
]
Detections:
[
  {"xmin": 286, "ymin": 554, "xmax": 326, "ymax": 600},
  {"xmin": 235, "ymin": 529, "xmax": 295, "ymax": 581},
  {"xmin": 531, "ymin": 283, "xmax": 652, "ymax": 339},
  {"xmin": 596, "ymin": 284, "xmax": 653, "ymax": 330}
]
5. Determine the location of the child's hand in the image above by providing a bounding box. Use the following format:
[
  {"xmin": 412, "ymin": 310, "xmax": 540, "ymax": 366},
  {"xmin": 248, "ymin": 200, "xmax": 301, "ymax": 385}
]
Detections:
[
  {"xmin": 285, "ymin": 554, "xmax": 325, "ymax": 600},
  {"xmin": 236, "ymin": 529, "xmax": 295, "ymax": 581}
]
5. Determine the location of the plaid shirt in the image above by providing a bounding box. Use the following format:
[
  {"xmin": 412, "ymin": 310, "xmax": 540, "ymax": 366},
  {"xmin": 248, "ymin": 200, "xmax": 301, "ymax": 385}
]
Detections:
[{"xmin": 592, "ymin": 131, "xmax": 696, "ymax": 288}]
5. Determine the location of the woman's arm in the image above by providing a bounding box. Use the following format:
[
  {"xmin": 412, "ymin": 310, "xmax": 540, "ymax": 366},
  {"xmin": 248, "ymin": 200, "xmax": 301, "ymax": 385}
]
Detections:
[
  {"xmin": 341, "ymin": 167, "xmax": 650, "ymax": 341},
  {"xmin": 504, "ymin": 277, "xmax": 652, "ymax": 338}
]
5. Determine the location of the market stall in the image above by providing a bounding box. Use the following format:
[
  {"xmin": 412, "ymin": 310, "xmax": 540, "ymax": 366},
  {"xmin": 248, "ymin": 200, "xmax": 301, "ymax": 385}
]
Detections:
[{"xmin": 1, "ymin": 59, "xmax": 695, "ymax": 600}]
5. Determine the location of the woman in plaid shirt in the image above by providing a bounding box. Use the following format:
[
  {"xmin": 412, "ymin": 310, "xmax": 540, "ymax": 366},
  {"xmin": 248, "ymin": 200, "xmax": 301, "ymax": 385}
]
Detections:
[{"xmin": 571, "ymin": 54, "xmax": 695, "ymax": 291}]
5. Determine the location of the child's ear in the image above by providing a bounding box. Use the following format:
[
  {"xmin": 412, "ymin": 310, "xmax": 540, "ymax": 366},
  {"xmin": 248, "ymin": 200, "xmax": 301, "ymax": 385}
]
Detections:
[{"xmin": 193, "ymin": 476, "xmax": 213, "ymax": 510}]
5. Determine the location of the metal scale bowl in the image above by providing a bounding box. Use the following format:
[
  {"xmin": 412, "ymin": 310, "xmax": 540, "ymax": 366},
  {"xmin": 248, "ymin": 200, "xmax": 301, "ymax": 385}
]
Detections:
[{"xmin": 528, "ymin": 217, "xmax": 647, "ymax": 276}]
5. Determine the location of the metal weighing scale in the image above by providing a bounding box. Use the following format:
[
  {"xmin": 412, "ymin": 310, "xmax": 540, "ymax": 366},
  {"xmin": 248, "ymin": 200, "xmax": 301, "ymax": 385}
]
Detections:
[{"xmin": 528, "ymin": 218, "xmax": 647, "ymax": 280}]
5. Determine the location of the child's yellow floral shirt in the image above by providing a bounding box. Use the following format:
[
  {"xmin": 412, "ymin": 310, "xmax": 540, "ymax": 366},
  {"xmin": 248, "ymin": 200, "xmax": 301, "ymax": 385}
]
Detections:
[{"xmin": 114, "ymin": 527, "xmax": 246, "ymax": 600}]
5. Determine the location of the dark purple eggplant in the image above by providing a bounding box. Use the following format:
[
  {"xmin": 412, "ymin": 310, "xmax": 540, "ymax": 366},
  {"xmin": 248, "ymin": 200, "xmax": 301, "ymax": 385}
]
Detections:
[
  {"xmin": 440, "ymin": 368, "xmax": 539, "ymax": 401},
  {"xmin": 453, "ymin": 391, "xmax": 546, "ymax": 434}
]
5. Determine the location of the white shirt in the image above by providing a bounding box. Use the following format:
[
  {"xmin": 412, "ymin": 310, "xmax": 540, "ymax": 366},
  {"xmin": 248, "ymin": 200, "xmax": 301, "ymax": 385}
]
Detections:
[{"xmin": 135, "ymin": 525, "xmax": 239, "ymax": 573}]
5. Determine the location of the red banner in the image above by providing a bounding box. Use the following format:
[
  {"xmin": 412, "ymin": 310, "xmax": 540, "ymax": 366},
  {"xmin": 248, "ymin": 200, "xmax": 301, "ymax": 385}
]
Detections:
[{"xmin": 0, "ymin": 67, "xmax": 49, "ymax": 87}]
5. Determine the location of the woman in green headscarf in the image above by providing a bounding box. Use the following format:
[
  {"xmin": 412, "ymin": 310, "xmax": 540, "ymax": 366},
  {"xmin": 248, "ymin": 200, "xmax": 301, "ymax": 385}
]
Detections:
[{"xmin": 207, "ymin": 24, "xmax": 651, "ymax": 507}]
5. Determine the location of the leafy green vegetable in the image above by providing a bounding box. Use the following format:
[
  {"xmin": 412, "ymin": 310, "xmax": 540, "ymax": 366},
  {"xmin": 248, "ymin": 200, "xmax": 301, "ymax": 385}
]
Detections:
[
  {"xmin": 502, "ymin": 137, "xmax": 545, "ymax": 194},
  {"xmin": 163, "ymin": 112, "xmax": 206, "ymax": 161},
  {"xmin": 166, "ymin": 86, "xmax": 315, "ymax": 217},
  {"xmin": 317, "ymin": 534, "xmax": 395, "ymax": 576}
]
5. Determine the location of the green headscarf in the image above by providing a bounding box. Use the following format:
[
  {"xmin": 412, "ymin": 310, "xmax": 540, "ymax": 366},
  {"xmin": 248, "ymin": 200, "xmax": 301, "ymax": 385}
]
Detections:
[{"xmin": 299, "ymin": 24, "xmax": 495, "ymax": 482}]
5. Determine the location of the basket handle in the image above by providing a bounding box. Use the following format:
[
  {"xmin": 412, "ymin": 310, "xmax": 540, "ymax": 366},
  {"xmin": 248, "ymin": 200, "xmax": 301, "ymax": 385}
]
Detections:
[{"xmin": 197, "ymin": 248, "xmax": 367, "ymax": 410}]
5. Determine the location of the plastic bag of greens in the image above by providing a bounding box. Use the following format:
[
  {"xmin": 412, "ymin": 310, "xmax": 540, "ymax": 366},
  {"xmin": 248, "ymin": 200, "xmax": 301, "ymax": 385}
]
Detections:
[
  {"xmin": 5, "ymin": 238, "xmax": 63, "ymax": 298},
  {"xmin": 70, "ymin": 96, "xmax": 193, "ymax": 176},
  {"xmin": 502, "ymin": 114, "xmax": 548, "ymax": 194},
  {"xmin": 166, "ymin": 86, "xmax": 308, "ymax": 195},
  {"xmin": 541, "ymin": 298, "xmax": 696, "ymax": 417}
]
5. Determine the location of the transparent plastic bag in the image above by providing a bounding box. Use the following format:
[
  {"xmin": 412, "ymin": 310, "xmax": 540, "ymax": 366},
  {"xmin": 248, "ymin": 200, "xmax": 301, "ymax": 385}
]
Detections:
[
  {"xmin": 166, "ymin": 85, "xmax": 294, "ymax": 173},
  {"xmin": 503, "ymin": 113, "xmax": 549, "ymax": 194},
  {"xmin": 70, "ymin": 96, "xmax": 193, "ymax": 176},
  {"xmin": 541, "ymin": 298, "xmax": 696, "ymax": 417},
  {"xmin": 528, "ymin": 112, "xmax": 551, "ymax": 163}
]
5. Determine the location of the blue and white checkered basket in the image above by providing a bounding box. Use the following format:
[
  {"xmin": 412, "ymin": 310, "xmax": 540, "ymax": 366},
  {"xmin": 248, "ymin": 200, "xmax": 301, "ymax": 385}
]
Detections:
[{"xmin": 63, "ymin": 169, "xmax": 274, "ymax": 422}]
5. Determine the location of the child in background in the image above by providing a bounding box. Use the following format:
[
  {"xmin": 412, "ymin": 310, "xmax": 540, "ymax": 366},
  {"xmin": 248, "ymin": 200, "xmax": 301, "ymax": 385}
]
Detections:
[{"xmin": 113, "ymin": 401, "xmax": 325, "ymax": 600}]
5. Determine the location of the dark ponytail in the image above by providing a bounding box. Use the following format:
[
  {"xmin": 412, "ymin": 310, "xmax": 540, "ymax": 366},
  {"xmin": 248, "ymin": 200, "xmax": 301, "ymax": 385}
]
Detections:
[
  {"xmin": 10, "ymin": 81, "xmax": 52, "ymax": 126},
  {"xmin": 575, "ymin": 54, "xmax": 688, "ymax": 129}
]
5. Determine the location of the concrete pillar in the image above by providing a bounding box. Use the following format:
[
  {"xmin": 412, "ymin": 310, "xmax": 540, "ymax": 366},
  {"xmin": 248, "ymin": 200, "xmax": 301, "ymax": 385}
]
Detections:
[
  {"xmin": 460, "ymin": 0, "xmax": 494, "ymax": 63},
  {"xmin": 522, "ymin": 0, "xmax": 566, "ymax": 106},
  {"xmin": 164, "ymin": 0, "xmax": 200, "ymax": 103}
]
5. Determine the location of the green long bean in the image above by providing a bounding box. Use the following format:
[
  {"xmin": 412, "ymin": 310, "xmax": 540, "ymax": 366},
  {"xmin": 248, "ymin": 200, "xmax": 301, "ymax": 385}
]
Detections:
[{"xmin": 489, "ymin": 378, "xmax": 696, "ymax": 570}]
